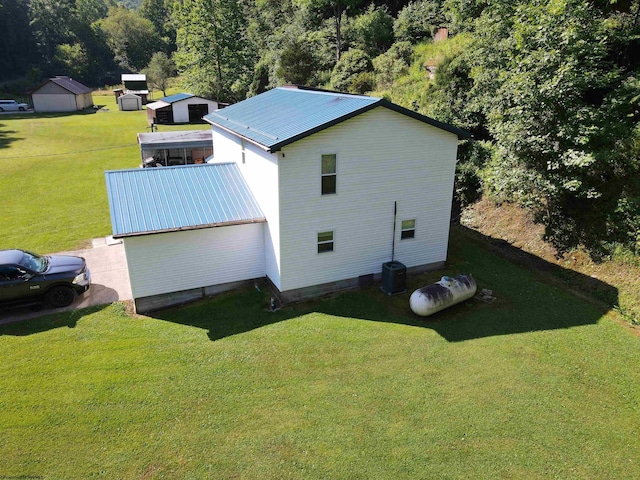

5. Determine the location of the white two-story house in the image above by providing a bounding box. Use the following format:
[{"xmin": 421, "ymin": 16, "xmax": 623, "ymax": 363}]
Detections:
[{"xmin": 105, "ymin": 86, "xmax": 470, "ymax": 313}]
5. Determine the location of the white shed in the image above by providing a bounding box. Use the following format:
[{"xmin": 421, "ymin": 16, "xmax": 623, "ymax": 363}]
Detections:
[
  {"xmin": 117, "ymin": 92, "xmax": 142, "ymax": 111},
  {"xmin": 146, "ymin": 93, "xmax": 220, "ymax": 124},
  {"xmin": 31, "ymin": 76, "xmax": 93, "ymax": 113}
]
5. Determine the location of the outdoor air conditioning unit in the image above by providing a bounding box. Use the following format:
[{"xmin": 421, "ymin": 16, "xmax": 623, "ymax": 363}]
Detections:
[{"xmin": 381, "ymin": 261, "xmax": 406, "ymax": 295}]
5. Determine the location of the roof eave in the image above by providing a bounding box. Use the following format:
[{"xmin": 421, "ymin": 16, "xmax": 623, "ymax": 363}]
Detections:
[
  {"xmin": 378, "ymin": 99, "xmax": 473, "ymax": 140},
  {"xmin": 204, "ymin": 117, "xmax": 273, "ymax": 152},
  {"xmin": 205, "ymin": 96, "xmax": 472, "ymax": 151},
  {"xmin": 113, "ymin": 217, "xmax": 267, "ymax": 239}
]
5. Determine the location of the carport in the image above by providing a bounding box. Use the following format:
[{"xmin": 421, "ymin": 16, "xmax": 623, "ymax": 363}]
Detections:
[
  {"xmin": 105, "ymin": 163, "xmax": 266, "ymax": 313},
  {"xmin": 137, "ymin": 130, "xmax": 213, "ymax": 167}
]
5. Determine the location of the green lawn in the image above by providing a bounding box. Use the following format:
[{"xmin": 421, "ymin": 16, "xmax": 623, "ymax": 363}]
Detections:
[
  {"xmin": 1, "ymin": 230, "xmax": 639, "ymax": 479},
  {"xmin": 0, "ymin": 93, "xmax": 639, "ymax": 479},
  {"xmin": 0, "ymin": 94, "xmax": 208, "ymax": 252}
]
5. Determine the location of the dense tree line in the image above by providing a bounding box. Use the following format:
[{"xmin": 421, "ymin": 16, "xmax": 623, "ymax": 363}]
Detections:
[
  {"xmin": 0, "ymin": 0, "xmax": 172, "ymax": 86},
  {"xmin": 0, "ymin": 0, "xmax": 638, "ymax": 258}
]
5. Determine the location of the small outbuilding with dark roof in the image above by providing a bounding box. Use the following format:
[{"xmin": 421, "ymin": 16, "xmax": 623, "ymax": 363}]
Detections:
[{"xmin": 31, "ymin": 76, "xmax": 93, "ymax": 113}]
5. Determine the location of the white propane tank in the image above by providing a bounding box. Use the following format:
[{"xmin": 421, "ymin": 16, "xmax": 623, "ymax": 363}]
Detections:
[{"xmin": 409, "ymin": 274, "xmax": 477, "ymax": 317}]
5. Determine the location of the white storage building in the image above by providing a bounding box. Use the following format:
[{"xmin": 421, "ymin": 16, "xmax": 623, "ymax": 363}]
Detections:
[
  {"xmin": 146, "ymin": 93, "xmax": 220, "ymax": 125},
  {"xmin": 31, "ymin": 76, "xmax": 93, "ymax": 113}
]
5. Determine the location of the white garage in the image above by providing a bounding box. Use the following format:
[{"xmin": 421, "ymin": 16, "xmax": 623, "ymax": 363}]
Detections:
[
  {"xmin": 146, "ymin": 92, "xmax": 221, "ymax": 125},
  {"xmin": 105, "ymin": 163, "xmax": 266, "ymax": 313},
  {"xmin": 31, "ymin": 76, "xmax": 93, "ymax": 113}
]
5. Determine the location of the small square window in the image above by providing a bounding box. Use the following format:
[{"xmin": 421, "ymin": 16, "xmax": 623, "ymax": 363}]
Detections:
[
  {"xmin": 321, "ymin": 154, "xmax": 336, "ymax": 195},
  {"xmin": 317, "ymin": 231, "xmax": 334, "ymax": 253},
  {"xmin": 401, "ymin": 219, "xmax": 415, "ymax": 240}
]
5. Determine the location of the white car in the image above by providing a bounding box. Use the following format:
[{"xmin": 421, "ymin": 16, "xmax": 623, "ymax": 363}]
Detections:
[{"xmin": 0, "ymin": 99, "xmax": 29, "ymax": 112}]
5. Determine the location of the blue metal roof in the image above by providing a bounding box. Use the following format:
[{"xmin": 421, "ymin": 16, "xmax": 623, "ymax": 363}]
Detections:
[
  {"xmin": 204, "ymin": 87, "xmax": 471, "ymax": 151},
  {"xmin": 105, "ymin": 163, "xmax": 265, "ymax": 238},
  {"xmin": 160, "ymin": 92, "xmax": 195, "ymax": 103}
]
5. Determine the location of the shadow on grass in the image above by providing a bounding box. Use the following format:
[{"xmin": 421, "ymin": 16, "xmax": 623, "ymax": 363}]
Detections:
[
  {"xmin": 147, "ymin": 225, "xmax": 618, "ymax": 343},
  {"xmin": 0, "ymin": 123, "xmax": 21, "ymax": 150},
  {"xmin": 0, "ymin": 304, "xmax": 111, "ymax": 336}
]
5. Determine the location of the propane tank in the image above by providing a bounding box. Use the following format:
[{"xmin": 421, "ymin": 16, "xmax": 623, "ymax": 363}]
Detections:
[{"xmin": 409, "ymin": 274, "xmax": 477, "ymax": 317}]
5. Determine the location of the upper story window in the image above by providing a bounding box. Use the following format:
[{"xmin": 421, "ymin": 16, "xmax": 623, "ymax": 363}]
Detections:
[
  {"xmin": 401, "ymin": 220, "xmax": 415, "ymax": 239},
  {"xmin": 321, "ymin": 154, "xmax": 336, "ymax": 195},
  {"xmin": 241, "ymin": 139, "xmax": 246, "ymax": 164}
]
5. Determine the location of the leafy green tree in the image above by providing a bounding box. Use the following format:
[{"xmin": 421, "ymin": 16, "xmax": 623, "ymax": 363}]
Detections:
[
  {"xmin": 174, "ymin": 0, "xmax": 254, "ymax": 102},
  {"xmin": 353, "ymin": 4, "xmax": 394, "ymax": 56},
  {"xmin": 97, "ymin": 6, "xmax": 163, "ymax": 71},
  {"xmin": 29, "ymin": 0, "xmax": 77, "ymax": 66},
  {"xmin": 277, "ymin": 38, "xmax": 316, "ymax": 85},
  {"xmin": 296, "ymin": 0, "xmax": 364, "ymax": 61},
  {"xmin": 0, "ymin": 0, "xmax": 39, "ymax": 80},
  {"xmin": 54, "ymin": 43, "xmax": 89, "ymax": 79},
  {"xmin": 430, "ymin": 0, "xmax": 640, "ymax": 256},
  {"xmin": 394, "ymin": 0, "xmax": 443, "ymax": 43},
  {"xmin": 330, "ymin": 47, "xmax": 372, "ymax": 92},
  {"xmin": 143, "ymin": 51, "xmax": 175, "ymax": 96},
  {"xmin": 75, "ymin": 0, "xmax": 110, "ymax": 25},
  {"xmin": 372, "ymin": 41, "xmax": 412, "ymax": 90},
  {"xmin": 140, "ymin": 0, "xmax": 176, "ymax": 49}
]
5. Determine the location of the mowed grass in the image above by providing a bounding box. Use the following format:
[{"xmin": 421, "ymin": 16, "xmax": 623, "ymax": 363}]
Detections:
[
  {"xmin": 0, "ymin": 94, "xmax": 208, "ymax": 253},
  {"xmin": 1, "ymin": 231, "xmax": 639, "ymax": 479}
]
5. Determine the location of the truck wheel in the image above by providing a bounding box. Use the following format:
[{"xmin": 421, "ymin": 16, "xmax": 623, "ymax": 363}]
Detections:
[{"xmin": 46, "ymin": 286, "xmax": 75, "ymax": 308}]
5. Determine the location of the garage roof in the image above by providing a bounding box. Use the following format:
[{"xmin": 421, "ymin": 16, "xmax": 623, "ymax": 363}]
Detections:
[
  {"xmin": 204, "ymin": 86, "xmax": 471, "ymax": 152},
  {"xmin": 32, "ymin": 76, "xmax": 92, "ymax": 95},
  {"xmin": 160, "ymin": 92, "xmax": 195, "ymax": 103},
  {"xmin": 105, "ymin": 163, "xmax": 265, "ymax": 238},
  {"xmin": 146, "ymin": 100, "xmax": 170, "ymax": 110}
]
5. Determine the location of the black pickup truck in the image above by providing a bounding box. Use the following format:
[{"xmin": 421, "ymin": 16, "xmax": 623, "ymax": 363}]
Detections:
[{"xmin": 0, "ymin": 249, "xmax": 91, "ymax": 309}]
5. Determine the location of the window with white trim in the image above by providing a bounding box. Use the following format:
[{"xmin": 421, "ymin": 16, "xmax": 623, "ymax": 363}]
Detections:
[
  {"xmin": 241, "ymin": 139, "xmax": 246, "ymax": 164},
  {"xmin": 317, "ymin": 231, "xmax": 334, "ymax": 253},
  {"xmin": 401, "ymin": 220, "xmax": 415, "ymax": 239},
  {"xmin": 321, "ymin": 154, "xmax": 336, "ymax": 195}
]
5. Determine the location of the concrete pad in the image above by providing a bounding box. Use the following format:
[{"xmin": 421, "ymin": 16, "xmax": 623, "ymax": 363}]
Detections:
[{"xmin": 0, "ymin": 240, "xmax": 132, "ymax": 324}]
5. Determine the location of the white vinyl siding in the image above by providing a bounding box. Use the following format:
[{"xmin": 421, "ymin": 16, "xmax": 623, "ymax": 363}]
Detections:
[
  {"xmin": 321, "ymin": 154, "xmax": 337, "ymax": 195},
  {"xmin": 317, "ymin": 230, "xmax": 334, "ymax": 253},
  {"xmin": 211, "ymin": 127, "xmax": 282, "ymax": 289},
  {"xmin": 171, "ymin": 98, "xmax": 218, "ymax": 123},
  {"xmin": 401, "ymin": 219, "xmax": 416, "ymax": 239},
  {"xmin": 123, "ymin": 223, "xmax": 265, "ymax": 299},
  {"xmin": 277, "ymin": 106, "xmax": 458, "ymax": 292}
]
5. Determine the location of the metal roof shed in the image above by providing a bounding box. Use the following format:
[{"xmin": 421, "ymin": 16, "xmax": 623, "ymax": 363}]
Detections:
[
  {"xmin": 147, "ymin": 92, "xmax": 221, "ymax": 125},
  {"xmin": 105, "ymin": 163, "xmax": 267, "ymax": 313}
]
